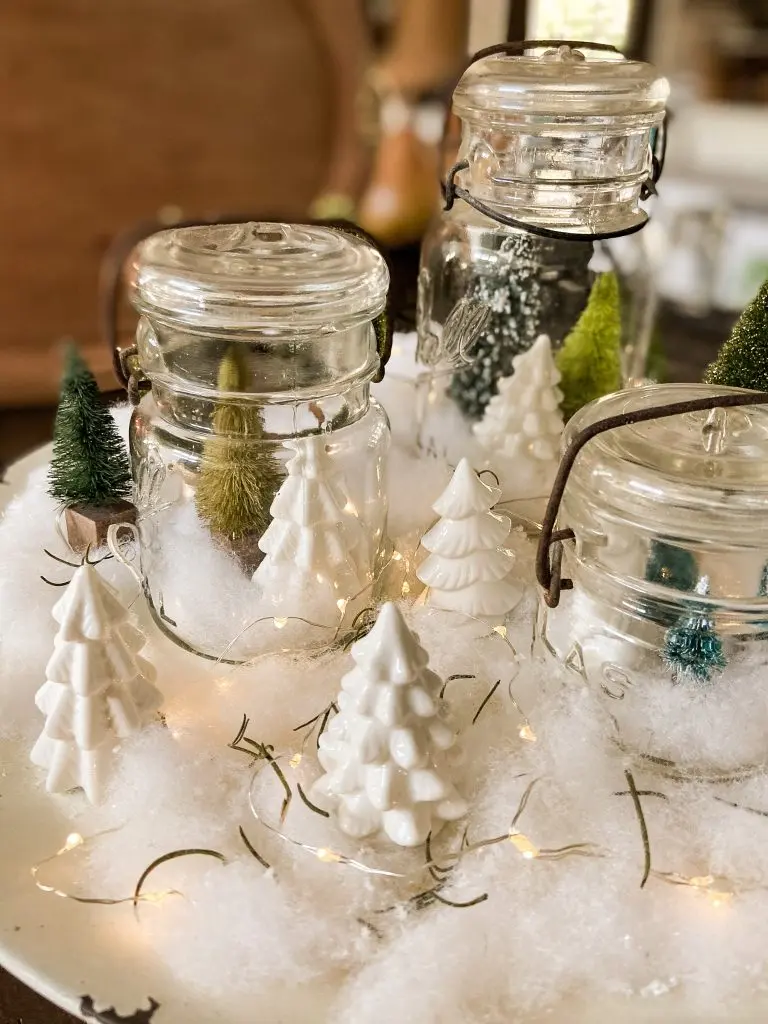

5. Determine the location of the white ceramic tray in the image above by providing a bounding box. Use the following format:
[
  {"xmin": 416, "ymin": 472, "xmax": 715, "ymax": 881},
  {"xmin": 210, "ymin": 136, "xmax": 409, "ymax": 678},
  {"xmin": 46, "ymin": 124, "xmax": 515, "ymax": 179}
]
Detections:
[{"xmin": 1, "ymin": 447, "xmax": 766, "ymax": 1024}]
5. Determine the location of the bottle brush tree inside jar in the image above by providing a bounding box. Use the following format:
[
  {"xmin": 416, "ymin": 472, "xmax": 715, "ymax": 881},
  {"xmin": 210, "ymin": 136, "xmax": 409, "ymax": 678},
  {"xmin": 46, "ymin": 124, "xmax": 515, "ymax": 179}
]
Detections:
[
  {"xmin": 194, "ymin": 344, "xmax": 282, "ymax": 574},
  {"xmin": 556, "ymin": 272, "xmax": 623, "ymax": 421},
  {"xmin": 48, "ymin": 345, "xmax": 136, "ymax": 553}
]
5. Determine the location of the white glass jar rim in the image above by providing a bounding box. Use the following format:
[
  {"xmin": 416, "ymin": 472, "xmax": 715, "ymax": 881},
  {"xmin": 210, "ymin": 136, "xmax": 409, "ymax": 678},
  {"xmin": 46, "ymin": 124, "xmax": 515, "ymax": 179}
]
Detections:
[
  {"xmin": 453, "ymin": 45, "xmax": 668, "ymax": 122},
  {"xmin": 563, "ymin": 384, "xmax": 768, "ymax": 542},
  {"xmin": 128, "ymin": 222, "xmax": 389, "ymax": 334}
]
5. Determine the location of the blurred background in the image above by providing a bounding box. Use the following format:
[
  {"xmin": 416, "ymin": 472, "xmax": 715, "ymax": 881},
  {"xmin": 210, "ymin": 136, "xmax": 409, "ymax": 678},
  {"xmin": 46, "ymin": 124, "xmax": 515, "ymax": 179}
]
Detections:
[{"xmin": 1, "ymin": 0, "xmax": 766, "ymax": 471}]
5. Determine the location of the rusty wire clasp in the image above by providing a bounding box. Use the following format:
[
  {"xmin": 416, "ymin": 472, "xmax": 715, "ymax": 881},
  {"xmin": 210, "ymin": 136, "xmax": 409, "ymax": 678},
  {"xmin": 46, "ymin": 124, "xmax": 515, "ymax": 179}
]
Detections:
[{"xmin": 535, "ymin": 391, "xmax": 768, "ymax": 609}]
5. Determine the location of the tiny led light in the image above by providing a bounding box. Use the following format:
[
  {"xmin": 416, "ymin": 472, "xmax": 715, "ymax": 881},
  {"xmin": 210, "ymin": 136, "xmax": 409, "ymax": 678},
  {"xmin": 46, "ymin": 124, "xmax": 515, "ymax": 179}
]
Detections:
[
  {"xmin": 343, "ymin": 500, "xmax": 358, "ymax": 516},
  {"xmin": 519, "ymin": 724, "xmax": 537, "ymax": 743},
  {"xmin": 64, "ymin": 833, "xmax": 84, "ymax": 852},
  {"xmin": 508, "ymin": 832, "xmax": 539, "ymax": 859},
  {"xmin": 392, "ymin": 550, "xmax": 404, "ymax": 562},
  {"xmin": 336, "ymin": 598, "xmax": 348, "ymax": 614},
  {"xmin": 273, "ymin": 617, "xmax": 288, "ymax": 630},
  {"xmin": 492, "ymin": 624, "xmax": 508, "ymax": 638},
  {"xmin": 289, "ymin": 753, "xmax": 303, "ymax": 769},
  {"xmin": 401, "ymin": 581, "xmax": 411, "ymax": 595},
  {"xmin": 316, "ymin": 847, "xmax": 342, "ymax": 864}
]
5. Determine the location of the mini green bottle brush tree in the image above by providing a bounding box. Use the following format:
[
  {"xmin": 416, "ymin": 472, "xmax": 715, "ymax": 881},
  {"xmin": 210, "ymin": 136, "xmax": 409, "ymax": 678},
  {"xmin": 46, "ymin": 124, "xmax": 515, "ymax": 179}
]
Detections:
[
  {"xmin": 48, "ymin": 346, "xmax": 136, "ymax": 553},
  {"xmin": 195, "ymin": 345, "xmax": 283, "ymax": 573},
  {"xmin": 704, "ymin": 277, "xmax": 768, "ymax": 392}
]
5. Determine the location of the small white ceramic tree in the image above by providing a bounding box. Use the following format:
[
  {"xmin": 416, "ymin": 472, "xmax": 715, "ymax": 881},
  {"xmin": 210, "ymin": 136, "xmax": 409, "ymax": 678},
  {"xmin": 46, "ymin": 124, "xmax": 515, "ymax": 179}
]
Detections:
[
  {"xmin": 30, "ymin": 563, "xmax": 163, "ymax": 804},
  {"xmin": 473, "ymin": 334, "xmax": 564, "ymax": 499},
  {"xmin": 416, "ymin": 458, "xmax": 520, "ymax": 618},
  {"xmin": 252, "ymin": 435, "xmax": 364, "ymax": 622},
  {"xmin": 312, "ymin": 602, "xmax": 467, "ymax": 847}
]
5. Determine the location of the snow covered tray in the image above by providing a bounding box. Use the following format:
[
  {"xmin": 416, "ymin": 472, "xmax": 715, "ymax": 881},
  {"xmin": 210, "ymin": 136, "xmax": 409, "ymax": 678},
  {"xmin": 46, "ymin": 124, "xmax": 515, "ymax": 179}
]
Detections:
[{"xmin": 5, "ymin": 420, "xmax": 768, "ymax": 1024}]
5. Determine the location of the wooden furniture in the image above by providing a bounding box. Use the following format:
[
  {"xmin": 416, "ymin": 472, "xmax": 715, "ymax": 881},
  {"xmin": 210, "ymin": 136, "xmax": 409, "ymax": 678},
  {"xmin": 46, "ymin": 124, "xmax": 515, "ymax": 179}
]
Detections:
[{"xmin": 0, "ymin": 0, "xmax": 339, "ymax": 405}]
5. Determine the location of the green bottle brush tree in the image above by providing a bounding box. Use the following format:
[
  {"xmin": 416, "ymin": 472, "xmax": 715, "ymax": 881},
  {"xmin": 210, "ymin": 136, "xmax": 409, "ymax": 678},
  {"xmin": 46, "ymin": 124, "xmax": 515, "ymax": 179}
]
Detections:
[
  {"xmin": 48, "ymin": 345, "xmax": 135, "ymax": 553},
  {"xmin": 556, "ymin": 271, "xmax": 623, "ymax": 422},
  {"xmin": 195, "ymin": 345, "xmax": 283, "ymax": 573},
  {"xmin": 704, "ymin": 277, "xmax": 768, "ymax": 392}
]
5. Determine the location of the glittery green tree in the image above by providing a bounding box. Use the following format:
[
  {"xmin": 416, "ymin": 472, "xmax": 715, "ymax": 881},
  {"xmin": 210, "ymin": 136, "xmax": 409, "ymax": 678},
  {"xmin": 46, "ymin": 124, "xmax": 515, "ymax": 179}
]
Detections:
[
  {"xmin": 195, "ymin": 346, "xmax": 282, "ymax": 551},
  {"xmin": 556, "ymin": 272, "xmax": 623, "ymax": 421},
  {"xmin": 448, "ymin": 233, "xmax": 593, "ymax": 419},
  {"xmin": 704, "ymin": 278, "xmax": 768, "ymax": 391},
  {"xmin": 48, "ymin": 345, "xmax": 132, "ymax": 508},
  {"xmin": 662, "ymin": 578, "xmax": 726, "ymax": 684}
]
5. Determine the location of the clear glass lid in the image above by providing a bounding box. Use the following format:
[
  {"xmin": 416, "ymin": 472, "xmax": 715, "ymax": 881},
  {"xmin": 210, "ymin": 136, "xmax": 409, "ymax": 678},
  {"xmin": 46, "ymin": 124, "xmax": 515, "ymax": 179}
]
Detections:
[
  {"xmin": 454, "ymin": 44, "xmax": 669, "ymax": 123},
  {"xmin": 564, "ymin": 384, "xmax": 768, "ymax": 544},
  {"xmin": 128, "ymin": 222, "xmax": 389, "ymax": 335}
]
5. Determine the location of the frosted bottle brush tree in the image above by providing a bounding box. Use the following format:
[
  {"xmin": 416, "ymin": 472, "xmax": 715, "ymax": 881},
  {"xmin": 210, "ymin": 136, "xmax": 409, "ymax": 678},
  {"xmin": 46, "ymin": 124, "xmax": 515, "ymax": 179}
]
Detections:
[
  {"xmin": 312, "ymin": 602, "xmax": 468, "ymax": 848},
  {"xmin": 48, "ymin": 346, "xmax": 136, "ymax": 552},
  {"xmin": 447, "ymin": 233, "xmax": 593, "ymax": 419},
  {"xmin": 662, "ymin": 577, "xmax": 727, "ymax": 685}
]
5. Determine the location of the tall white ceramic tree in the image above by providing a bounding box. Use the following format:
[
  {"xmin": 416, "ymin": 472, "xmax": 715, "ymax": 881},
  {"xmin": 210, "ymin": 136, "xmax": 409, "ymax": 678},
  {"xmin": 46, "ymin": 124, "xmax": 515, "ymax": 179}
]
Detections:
[
  {"xmin": 252, "ymin": 435, "xmax": 364, "ymax": 622},
  {"xmin": 472, "ymin": 334, "xmax": 564, "ymax": 499},
  {"xmin": 312, "ymin": 602, "xmax": 467, "ymax": 847},
  {"xmin": 416, "ymin": 458, "xmax": 520, "ymax": 618},
  {"xmin": 30, "ymin": 563, "xmax": 163, "ymax": 804}
]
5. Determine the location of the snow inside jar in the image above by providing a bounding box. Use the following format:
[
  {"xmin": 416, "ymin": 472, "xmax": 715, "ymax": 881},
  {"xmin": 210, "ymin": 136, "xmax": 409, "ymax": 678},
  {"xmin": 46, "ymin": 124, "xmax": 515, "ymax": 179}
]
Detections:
[
  {"xmin": 536, "ymin": 383, "xmax": 768, "ymax": 780},
  {"xmin": 415, "ymin": 42, "xmax": 668, "ymax": 450},
  {"xmin": 125, "ymin": 222, "xmax": 391, "ymax": 661}
]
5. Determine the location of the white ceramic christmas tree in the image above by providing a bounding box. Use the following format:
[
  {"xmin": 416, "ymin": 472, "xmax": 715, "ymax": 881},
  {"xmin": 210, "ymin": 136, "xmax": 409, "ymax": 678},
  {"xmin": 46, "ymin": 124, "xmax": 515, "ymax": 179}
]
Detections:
[
  {"xmin": 312, "ymin": 602, "xmax": 467, "ymax": 847},
  {"xmin": 473, "ymin": 334, "xmax": 564, "ymax": 499},
  {"xmin": 30, "ymin": 563, "xmax": 163, "ymax": 804},
  {"xmin": 416, "ymin": 459, "xmax": 520, "ymax": 618},
  {"xmin": 252, "ymin": 434, "xmax": 364, "ymax": 622}
]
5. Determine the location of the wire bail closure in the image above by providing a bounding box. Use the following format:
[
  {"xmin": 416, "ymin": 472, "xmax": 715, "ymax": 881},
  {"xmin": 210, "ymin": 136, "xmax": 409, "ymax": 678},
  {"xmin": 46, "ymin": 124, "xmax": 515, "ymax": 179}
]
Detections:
[
  {"xmin": 440, "ymin": 39, "xmax": 667, "ymax": 244},
  {"xmin": 536, "ymin": 392, "xmax": 768, "ymax": 609}
]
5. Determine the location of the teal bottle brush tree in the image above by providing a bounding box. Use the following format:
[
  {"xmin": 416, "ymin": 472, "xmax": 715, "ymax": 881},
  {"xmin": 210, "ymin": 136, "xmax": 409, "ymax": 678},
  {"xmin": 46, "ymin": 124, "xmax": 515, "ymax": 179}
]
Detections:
[
  {"xmin": 48, "ymin": 345, "xmax": 136, "ymax": 553},
  {"xmin": 662, "ymin": 577, "xmax": 727, "ymax": 685}
]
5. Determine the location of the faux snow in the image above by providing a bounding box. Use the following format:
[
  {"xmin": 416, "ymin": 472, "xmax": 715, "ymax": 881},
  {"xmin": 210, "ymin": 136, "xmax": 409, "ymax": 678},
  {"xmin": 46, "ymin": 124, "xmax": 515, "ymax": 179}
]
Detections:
[{"xmin": 6, "ymin": 403, "xmax": 768, "ymax": 1022}]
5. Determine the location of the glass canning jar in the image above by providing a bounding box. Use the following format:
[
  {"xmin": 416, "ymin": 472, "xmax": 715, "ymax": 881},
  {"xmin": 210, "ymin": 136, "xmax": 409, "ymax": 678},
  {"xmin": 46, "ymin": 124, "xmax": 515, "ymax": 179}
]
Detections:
[
  {"xmin": 536, "ymin": 383, "xmax": 768, "ymax": 780},
  {"xmin": 124, "ymin": 222, "xmax": 391, "ymax": 662},
  {"xmin": 416, "ymin": 42, "xmax": 668, "ymax": 429}
]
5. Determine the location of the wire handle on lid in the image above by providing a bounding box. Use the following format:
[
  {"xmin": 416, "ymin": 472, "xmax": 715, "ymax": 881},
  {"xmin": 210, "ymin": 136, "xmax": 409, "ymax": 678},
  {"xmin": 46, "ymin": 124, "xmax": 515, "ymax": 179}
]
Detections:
[
  {"xmin": 439, "ymin": 39, "xmax": 667, "ymax": 243},
  {"xmin": 536, "ymin": 391, "xmax": 768, "ymax": 609}
]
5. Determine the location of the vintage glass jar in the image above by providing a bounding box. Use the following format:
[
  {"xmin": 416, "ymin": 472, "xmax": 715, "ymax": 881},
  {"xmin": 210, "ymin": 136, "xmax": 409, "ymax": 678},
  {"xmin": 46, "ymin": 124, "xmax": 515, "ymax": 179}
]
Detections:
[
  {"xmin": 416, "ymin": 42, "xmax": 668, "ymax": 434},
  {"xmin": 125, "ymin": 222, "xmax": 391, "ymax": 661},
  {"xmin": 536, "ymin": 383, "xmax": 768, "ymax": 780}
]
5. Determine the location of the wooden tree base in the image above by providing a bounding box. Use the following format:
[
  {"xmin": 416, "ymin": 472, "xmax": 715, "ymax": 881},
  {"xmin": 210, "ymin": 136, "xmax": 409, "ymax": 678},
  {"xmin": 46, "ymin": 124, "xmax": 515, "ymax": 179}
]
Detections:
[
  {"xmin": 64, "ymin": 500, "xmax": 137, "ymax": 554},
  {"xmin": 219, "ymin": 531, "xmax": 264, "ymax": 576}
]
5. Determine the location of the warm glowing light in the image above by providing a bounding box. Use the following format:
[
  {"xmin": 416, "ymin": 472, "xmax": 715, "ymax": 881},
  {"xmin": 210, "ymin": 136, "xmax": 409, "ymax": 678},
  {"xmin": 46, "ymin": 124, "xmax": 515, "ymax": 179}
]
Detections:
[
  {"xmin": 64, "ymin": 833, "xmax": 84, "ymax": 852},
  {"xmin": 273, "ymin": 617, "xmax": 288, "ymax": 629},
  {"xmin": 392, "ymin": 550, "xmax": 403, "ymax": 562},
  {"xmin": 401, "ymin": 581, "xmax": 411, "ymax": 595},
  {"xmin": 336, "ymin": 598, "xmax": 348, "ymax": 614},
  {"xmin": 316, "ymin": 847, "xmax": 342, "ymax": 863},
  {"xmin": 509, "ymin": 832, "xmax": 539, "ymax": 859},
  {"xmin": 519, "ymin": 724, "xmax": 537, "ymax": 743},
  {"xmin": 343, "ymin": 500, "xmax": 358, "ymax": 516},
  {"xmin": 316, "ymin": 574, "xmax": 324, "ymax": 584},
  {"xmin": 492, "ymin": 624, "xmax": 508, "ymax": 638},
  {"xmin": 289, "ymin": 753, "xmax": 303, "ymax": 769}
]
